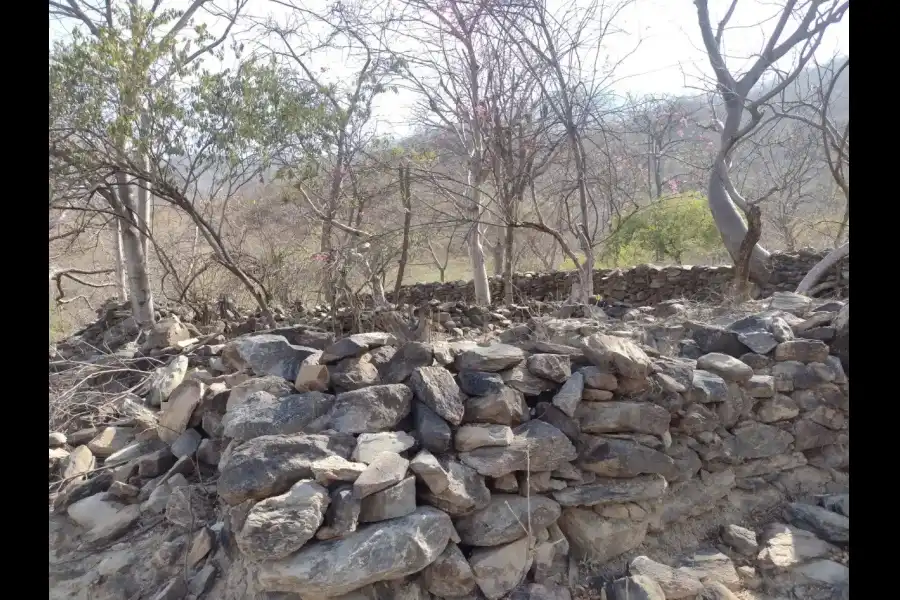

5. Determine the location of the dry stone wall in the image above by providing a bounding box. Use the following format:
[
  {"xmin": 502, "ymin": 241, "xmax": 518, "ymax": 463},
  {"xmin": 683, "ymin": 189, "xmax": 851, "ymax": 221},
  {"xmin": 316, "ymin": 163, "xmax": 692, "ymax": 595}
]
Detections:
[
  {"xmin": 388, "ymin": 249, "xmax": 849, "ymax": 306},
  {"xmin": 49, "ymin": 292, "xmax": 849, "ymax": 600}
]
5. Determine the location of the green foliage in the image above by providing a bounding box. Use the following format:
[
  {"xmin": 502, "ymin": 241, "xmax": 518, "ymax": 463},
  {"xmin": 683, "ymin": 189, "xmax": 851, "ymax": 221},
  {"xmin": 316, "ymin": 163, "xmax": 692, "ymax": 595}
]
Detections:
[{"xmin": 559, "ymin": 193, "xmax": 724, "ymax": 269}]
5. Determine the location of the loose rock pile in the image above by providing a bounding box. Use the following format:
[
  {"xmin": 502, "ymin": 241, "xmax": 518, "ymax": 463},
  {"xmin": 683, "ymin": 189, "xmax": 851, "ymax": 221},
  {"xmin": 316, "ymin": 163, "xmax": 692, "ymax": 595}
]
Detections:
[{"xmin": 49, "ymin": 291, "xmax": 849, "ymax": 600}]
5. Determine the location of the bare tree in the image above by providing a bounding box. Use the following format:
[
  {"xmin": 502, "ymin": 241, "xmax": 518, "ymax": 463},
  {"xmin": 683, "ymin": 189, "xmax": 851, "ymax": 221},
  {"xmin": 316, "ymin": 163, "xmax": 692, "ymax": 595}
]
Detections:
[{"xmin": 694, "ymin": 0, "xmax": 848, "ymax": 288}]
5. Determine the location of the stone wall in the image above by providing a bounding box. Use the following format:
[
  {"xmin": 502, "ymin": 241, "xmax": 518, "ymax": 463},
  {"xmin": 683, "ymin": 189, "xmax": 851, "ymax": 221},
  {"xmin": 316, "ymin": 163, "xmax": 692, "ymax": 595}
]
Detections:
[
  {"xmin": 50, "ymin": 296, "xmax": 849, "ymax": 599},
  {"xmin": 387, "ymin": 249, "xmax": 849, "ymax": 306}
]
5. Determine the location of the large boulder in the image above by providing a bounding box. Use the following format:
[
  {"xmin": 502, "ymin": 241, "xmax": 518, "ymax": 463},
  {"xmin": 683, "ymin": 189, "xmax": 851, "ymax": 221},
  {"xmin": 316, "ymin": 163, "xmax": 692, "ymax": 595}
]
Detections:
[
  {"xmin": 255, "ymin": 506, "xmax": 454, "ymax": 598},
  {"xmin": 329, "ymin": 384, "xmax": 413, "ymax": 433},
  {"xmin": 222, "ymin": 334, "xmax": 319, "ymax": 381},
  {"xmin": 221, "ymin": 391, "xmax": 335, "ymax": 442}
]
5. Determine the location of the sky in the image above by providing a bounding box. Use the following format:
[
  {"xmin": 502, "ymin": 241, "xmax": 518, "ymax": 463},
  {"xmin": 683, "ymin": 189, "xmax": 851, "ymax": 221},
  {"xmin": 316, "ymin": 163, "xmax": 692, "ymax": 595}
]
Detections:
[{"xmin": 49, "ymin": 0, "xmax": 849, "ymax": 138}]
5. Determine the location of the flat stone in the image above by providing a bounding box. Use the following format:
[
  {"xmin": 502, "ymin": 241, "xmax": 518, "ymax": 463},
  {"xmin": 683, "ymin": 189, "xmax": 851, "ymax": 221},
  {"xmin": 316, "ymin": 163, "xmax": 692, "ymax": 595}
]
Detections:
[
  {"xmin": 576, "ymin": 401, "xmax": 670, "ymax": 436},
  {"xmin": 158, "ymin": 380, "xmax": 204, "ymax": 443},
  {"xmin": 580, "ymin": 366, "xmax": 619, "ymax": 390},
  {"xmin": 409, "ymin": 449, "xmax": 450, "ymax": 494},
  {"xmin": 774, "ymin": 339, "xmax": 829, "ymax": 363},
  {"xmin": 465, "ymin": 387, "xmax": 529, "ymax": 425},
  {"xmin": 458, "ymin": 370, "xmax": 506, "ymax": 396},
  {"xmin": 768, "ymin": 291, "xmax": 813, "ymax": 316},
  {"xmin": 222, "ymin": 334, "xmax": 319, "ymax": 380},
  {"xmin": 817, "ymin": 493, "xmax": 849, "ymax": 517},
  {"xmin": 757, "ymin": 522, "xmax": 836, "ymax": 569},
  {"xmin": 721, "ymin": 524, "xmax": 758, "ymax": 555},
  {"xmin": 793, "ymin": 418, "xmax": 837, "ymax": 451},
  {"xmin": 62, "ymin": 445, "xmax": 95, "ymax": 479},
  {"xmin": 255, "ymin": 506, "xmax": 453, "ymax": 598},
  {"xmin": 217, "ymin": 433, "xmax": 355, "ymax": 505},
  {"xmin": 581, "ymin": 334, "xmax": 651, "ymax": 378},
  {"xmin": 146, "ymin": 356, "xmax": 189, "ymax": 407},
  {"xmin": 558, "ymin": 508, "xmax": 648, "ymax": 563},
  {"xmin": 756, "ymin": 395, "xmax": 799, "ymax": 422},
  {"xmin": 459, "ymin": 420, "xmax": 577, "ymax": 478},
  {"xmin": 455, "ymin": 494, "xmax": 561, "ymax": 546},
  {"xmin": 329, "ymin": 384, "xmax": 412, "ymax": 434},
  {"xmin": 578, "ymin": 435, "xmax": 676, "ymax": 478},
  {"xmin": 226, "ymin": 375, "xmax": 294, "ymax": 412},
  {"xmin": 359, "ymin": 476, "xmax": 417, "ymax": 523},
  {"xmin": 410, "ymin": 366, "xmax": 466, "ymax": 426},
  {"xmin": 696, "ymin": 353, "xmax": 753, "ymax": 383},
  {"xmin": 794, "ymin": 560, "xmax": 849, "ymax": 586},
  {"xmin": 689, "ymin": 370, "xmax": 729, "ymax": 403},
  {"xmin": 419, "ymin": 458, "xmax": 491, "ymax": 517},
  {"xmin": 353, "ymin": 452, "xmax": 410, "ymax": 499},
  {"xmin": 676, "ymin": 551, "xmax": 740, "ymax": 591},
  {"xmin": 170, "ymin": 428, "xmax": 202, "ymax": 458},
  {"xmin": 235, "ymin": 479, "xmax": 330, "ymax": 561},
  {"xmin": 724, "ymin": 422, "xmax": 794, "ymax": 459},
  {"xmin": 526, "ymin": 354, "xmax": 571, "ymax": 383},
  {"xmin": 310, "ymin": 455, "xmax": 368, "ymax": 486},
  {"xmin": 353, "ymin": 431, "xmax": 416, "ymax": 464},
  {"xmin": 784, "ymin": 502, "xmax": 849, "ymax": 543},
  {"xmin": 321, "ymin": 332, "xmax": 396, "ymax": 364},
  {"xmin": 86, "ymin": 426, "xmax": 134, "ymax": 458},
  {"xmin": 455, "ymin": 344, "xmax": 526, "ymax": 372},
  {"xmin": 552, "ymin": 371, "xmax": 584, "ymax": 417},
  {"xmin": 455, "ymin": 424, "xmax": 514, "ymax": 452},
  {"xmin": 629, "ymin": 556, "xmax": 703, "ymax": 599},
  {"xmin": 552, "ymin": 474, "xmax": 668, "ymax": 507}
]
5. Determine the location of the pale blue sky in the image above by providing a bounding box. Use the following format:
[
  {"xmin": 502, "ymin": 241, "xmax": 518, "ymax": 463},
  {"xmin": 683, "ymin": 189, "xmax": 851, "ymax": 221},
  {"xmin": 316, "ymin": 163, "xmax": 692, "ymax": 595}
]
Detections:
[{"xmin": 50, "ymin": 0, "xmax": 849, "ymax": 137}]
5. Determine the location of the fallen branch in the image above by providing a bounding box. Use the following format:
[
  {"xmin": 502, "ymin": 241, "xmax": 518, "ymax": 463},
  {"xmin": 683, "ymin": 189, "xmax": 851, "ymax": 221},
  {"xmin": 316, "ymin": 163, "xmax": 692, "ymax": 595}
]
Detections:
[{"xmin": 796, "ymin": 242, "xmax": 849, "ymax": 295}]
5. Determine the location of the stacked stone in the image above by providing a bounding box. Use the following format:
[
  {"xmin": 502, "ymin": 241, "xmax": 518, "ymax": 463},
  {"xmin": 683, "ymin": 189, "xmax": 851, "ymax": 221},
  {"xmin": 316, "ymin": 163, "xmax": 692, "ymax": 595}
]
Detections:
[{"xmin": 49, "ymin": 290, "xmax": 849, "ymax": 599}]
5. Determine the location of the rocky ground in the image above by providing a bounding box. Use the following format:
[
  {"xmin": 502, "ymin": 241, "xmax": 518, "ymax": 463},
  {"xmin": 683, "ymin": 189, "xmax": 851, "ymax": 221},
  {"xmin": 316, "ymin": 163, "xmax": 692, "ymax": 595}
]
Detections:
[{"xmin": 49, "ymin": 292, "xmax": 849, "ymax": 600}]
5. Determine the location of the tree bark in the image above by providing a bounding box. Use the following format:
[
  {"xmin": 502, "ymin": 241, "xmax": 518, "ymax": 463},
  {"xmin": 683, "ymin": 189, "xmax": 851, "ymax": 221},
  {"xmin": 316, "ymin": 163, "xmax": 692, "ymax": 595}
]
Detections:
[
  {"xmin": 114, "ymin": 173, "xmax": 155, "ymax": 325},
  {"xmin": 731, "ymin": 204, "xmax": 763, "ymax": 300},
  {"xmin": 503, "ymin": 224, "xmax": 514, "ymax": 304},
  {"xmin": 113, "ymin": 218, "xmax": 128, "ymax": 301},
  {"xmin": 492, "ymin": 234, "xmax": 505, "ymax": 277},
  {"xmin": 796, "ymin": 242, "xmax": 849, "ymax": 295},
  {"xmin": 393, "ymin": 164, "xmax": 412, "ymax": 298}
]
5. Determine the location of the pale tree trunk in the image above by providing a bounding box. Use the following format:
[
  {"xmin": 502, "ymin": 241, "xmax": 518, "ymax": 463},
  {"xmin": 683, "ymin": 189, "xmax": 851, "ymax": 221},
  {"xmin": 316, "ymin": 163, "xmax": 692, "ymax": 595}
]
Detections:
[
  {"xmin": 137, "ymin": 111, "xmax": 153, "ymax": 257},
  {"xmin": 115, "ymin": 172, "xmax": 155, "ymax": 325},
  {"xmin": 796, "ymin": 242, "xmax": 849, "ymax": 295},
  {"xmin": 492, "ymin": 234, "xmax": 505, "ymax": 276},
  {"xmin": 467, "ymin": 150, "xmax": 491, "ymax": 305},
  {"xmin": 113, "ymin": 219, "xmax": 128, "ymax": 301},
  {"xmin": 371, "ymin": 272, "xmax": 387, "ymax": 306},
  {"xmin": 503, "ymin": 224, "xmax": 514, "ymax": 305},
  {"xmin": 710, "ymin": 97, "xmax": 771, "ymax": 283}
]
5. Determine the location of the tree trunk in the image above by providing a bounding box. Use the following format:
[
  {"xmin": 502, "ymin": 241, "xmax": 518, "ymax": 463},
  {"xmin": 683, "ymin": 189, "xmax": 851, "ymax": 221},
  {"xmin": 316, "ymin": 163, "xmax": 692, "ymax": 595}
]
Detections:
[
  {"xmin": 394, "ymin": 165, "xmax": 412, "ymax": 298},
  {"xmin": 731, "ymin": 204, "xmax": 763, "ymax": 300},
  {"xmin": 371, "ymin": 272, "xmax": 387, "ymax": 306},
  {"xmin": 492, "ymin": 234, "xmax": 505, "ymax": 277},
  {"xmin": 467, "ymin": 164, "xmax": 491, "ymax": 305},
  {"xmin": 711, "ymin": 98, "xmax": 771, "ymax": 283},
  {"xmin": 503, "ymin": 224, "xmax": 514, "ymax": 305},
  {"xmin": 137, "ymin": 111, "xmax": 153, "ymax": 258},
  {"xmin": 796, "ymin": 242, "xmax": 849, "ymax": 295},
  {"xmin": 115, "ymin": 172, "xmax": 155, "ymax": 325},
  {"xmin": 113, "ymin": 218, "xmax": 128, "ymax": 301}
]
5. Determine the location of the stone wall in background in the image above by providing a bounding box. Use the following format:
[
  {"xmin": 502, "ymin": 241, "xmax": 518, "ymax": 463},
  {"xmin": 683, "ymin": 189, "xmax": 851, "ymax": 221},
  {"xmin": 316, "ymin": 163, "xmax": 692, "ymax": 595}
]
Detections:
[{"xmin": 386, "ymin": 249, "xmax": 849, "ymax": 306}]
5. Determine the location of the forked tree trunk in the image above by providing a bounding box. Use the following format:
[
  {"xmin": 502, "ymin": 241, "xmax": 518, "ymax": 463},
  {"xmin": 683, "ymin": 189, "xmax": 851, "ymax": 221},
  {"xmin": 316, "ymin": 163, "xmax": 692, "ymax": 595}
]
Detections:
[{"xmin": 731, "ymin": 204, "xmax": 763, "ymax": 300}]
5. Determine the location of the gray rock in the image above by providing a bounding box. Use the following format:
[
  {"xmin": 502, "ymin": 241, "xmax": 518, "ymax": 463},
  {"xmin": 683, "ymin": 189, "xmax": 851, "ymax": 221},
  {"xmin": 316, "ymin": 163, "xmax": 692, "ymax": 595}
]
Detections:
[
  {"xmin": 222, "ymin": 334, "xmax": 318, "ymax": 380},
  {"xmin": 757, "ymin": 522, "xmax": 836, "ymax": 569},
  {"xmin": 353, "ymin": 432, "xmax": 416, "ymax": 464},
  {"xmin": 745, "ymin": 375, "xmax": 775, "ymax": 398},
  {"xmin": 689, "ymin": 370, "xmax": 729, "ymax": 403},
  {"xmin": 217, "ymin": 433, "xmax": 355, "ymax": 505},
  {"xmin": 321, "ymin": 332, "xmax": 396, "ymax": 364},
  {"xmin": 687, "ymin": 321, "xmax": 747, "ymax": 356},
  {"xmin": 576, "ymin": 401, "xmax": 670, "ymax": 436},
  {"xmin": 698, "ymin": 582, "xmax": 740, "ymax": 600},
  {"xmin": 310, "ymin": 455, "xmax": 368, "ymax": 485},
  {"xmin": 422, "ymin": 542, "xmax": 477, "ymax": 597},
  {"xmin": 353, "ymin": 452, "xmax": 409, "ymax": 499},
  {"xmin": 222, "ymin": 391, "xmax": 335, "ymax": 442},
  {"xmin": 832, "ymin": 302, "xmax": 849, "ymax": 375},
  {"xmin": 817, "ymin": 493, "xmax": 849, "ymax": 517},
  {"xmin": 793, "ymin": 418, "xmax": 839, "ymax": 451},
  {"xmin": 158, "ymin": 380, "xmax": 204, "ymax": 444},
  {"xmin": 676, "ymin": 551, "xmax": 740, "ymax": 591},
  {"xmin": 721, "ymin": 524, "xmax": 758, "ymax": 556},
  {"xmin": 256, "ymin": 506, "xmax": 454, "ymax": 598},
  {"xmin": 724, "ymin": 422, "xmax": 794, "ymax": 459},
  {"xmin": 359, "ymin": 476, "xmax": 417, "ymax": 523},
  {"xmin": 756, "ymin": 395, "xmax": 799, "ymax": 422},
  {"xmin": 459, "ymin": 420, "xmax": 577, "ymax": 478},
  {"xmin": 503, "ymin": 364, "xmax": 560, "ymax": 395},
  {"xmin": 526, "ymin": 354, "xmax": 571, "ymax": 383},
  {"xmin": 409, "ymin": 449, "xmax": 450, "ymax": 494},
  {"xmin": 455, "ymin": 424, "xmax": 514, "ymax": 452},
  {"xmin": 534, "ymin": 402, "xmax": 581, "ymax": 442},
  {"xmin": 146, "ymin": 356, "xmax": 189, "ymax": 407},
  {"xmin": 455, "ymin": 494, "xmax": 561, "ymax": 546},
  {"xmin": 696, "ymin": 353, "xmax": 753, "ymax": 383},
  {"xmin": 382, "ymin": 342, "xmax": 434, "ymax": 383},
  {"xmin": 737, "ymin": 331, "xmax": 778, "ymax": 354},
  {"xmin": 410, "ymin": 366, "xmax": 466, "ymax": 426},
  {"xmin": 552, "ymin": 371, "xmax": 584, "ymax": 417},
  {"xmin": 769, "ymin": 291, "xmax": 813, "ymax": 316},
  {"xmin": 784, "ymin": 502, "xmax": 849, "ymax": 543},
  {"xmin": 329, "ymin": 384, "xmax": 412, "ymax": 434},
  {"xmin": 330, "ymin": 356, "xmax": 381, "ymax": 392},
  {"xmin": 629, "ymin": 556, "xmax": 703, "ymax": 599},
  {"xmin": 458, "ymin": 370, "xmax": 506, "ymax": 396},
  {"xmin": 558, "ymin": 508, "xmax": 648, "ymax": 562},
  {"xmin": 510, "ymin": 583, "xmax": 572, "ymax": 600},
  {"xmin": 605, "ymin": 575, "xmax": 665, "ymax": 600},
  {"xmin": 580, "ymin": 366, "xmax": 619, "ymax": 390},
  {"xmin": 793, "ymin": 559, "xmax": 849, "ymax": 587},
  {"xmin": 582, "ymin": 334, "xmax": 651, "ymax": 378},
  {"xmin": 227, "ymin": 375, "xmax": 295, "ymax": 412},
  {"xmin": 774, "ymin": 339, "xmax": 830, "ymax": 363},
  {"xmin": 170, "ymin": 428, "xmax": 202, "ymax": 458},
  {"xmin": 317, "ymin": 484, "xmax": 361, "ymax": 540},
  {"xmin": 455, "ymin": 344, "xmax": 526, "ymax": 372},
  {"xmin": 469, "ymin": 537, "xmax": 533, "ymax": 600},
  {"xmin": 412, "ymin": 401, "xmax": 452, "ymax": 454},
  {"xmin": 658, "ymin": 470, "xmax": 735, "ymax": 525},
  {"xmin": 464, "ymin": 387, "xmax": 529, "ymax": 426},
  {"xmin": 578, "ymin": 435, "xmax": 676, "ymax": 478},
  {"xmin": 419, "ymin": 458, "xmax": 491, "ymax": 516},
  {"xmin": 235, "ymin": 479, "xmax": 330, "ymax": 561},
  {"xmin": 552, "ymin": 474, "xmax": 667, "ymax": 506}
]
